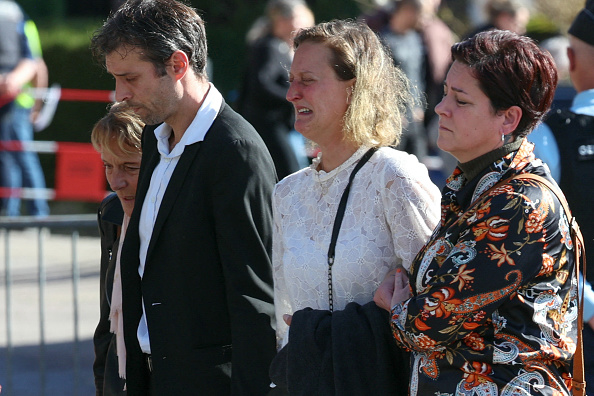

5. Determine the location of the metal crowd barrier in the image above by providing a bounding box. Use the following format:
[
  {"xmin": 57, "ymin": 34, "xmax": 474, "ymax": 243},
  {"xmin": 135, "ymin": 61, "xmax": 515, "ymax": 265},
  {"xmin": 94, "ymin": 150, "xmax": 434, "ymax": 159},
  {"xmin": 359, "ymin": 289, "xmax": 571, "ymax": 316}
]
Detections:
[{"xmin": 1, "ymin": 214, "xmax": 98, "ymax": 396}]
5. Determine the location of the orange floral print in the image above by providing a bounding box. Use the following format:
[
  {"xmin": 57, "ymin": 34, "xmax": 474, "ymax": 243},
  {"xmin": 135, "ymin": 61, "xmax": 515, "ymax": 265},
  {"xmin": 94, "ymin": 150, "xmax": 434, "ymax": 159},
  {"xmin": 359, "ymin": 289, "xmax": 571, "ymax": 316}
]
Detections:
[
  {"xmin": 463, "ymin": 333, "xmax": 486, "ymax": 351},
  {"xmin": 539, "ymin": 253, "xmax": 555, "ymax": 276},
  {"xmin": 391, "ymin": 140, "xmax": 576, "ymax": 394},
  {"xmin": 423, "ymin": 287, "xmax": 462, "ymax": 319},
  {"xmin": 461, "ymin": 361, "xmax": 494, "ymax": 388},
  {"xmin": 488, "ymin": 184, "xmax": 514, "ymax": 197},
  {"xmin": 525, "ymin": 211, "xmax": 544, "ymax": 233},
  {"xmin": 414, "ymin": 333, "xmax": 438, "ymax": 350},
  {"xmin": 452, "ymin": 264, "xmax": 475, "ymax": 291},
  {"xmin": 486, "ymin": 243, "xmax": 516, "ymax": 267},
  {"xmin": 473, "ymin": 216, "xmax": 510, "ymax": 241}
]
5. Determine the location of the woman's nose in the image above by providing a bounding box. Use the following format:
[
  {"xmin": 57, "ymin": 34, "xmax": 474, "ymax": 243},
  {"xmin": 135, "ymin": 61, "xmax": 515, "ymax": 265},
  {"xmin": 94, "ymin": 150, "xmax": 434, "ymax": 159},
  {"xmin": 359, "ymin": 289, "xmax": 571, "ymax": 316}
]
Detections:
[
  {"xmin": 286, "ymin": 82, "xmax": 301, "ymax": 103},
  {"xmin": 434, "ymin": 96, "xmax": 447, "ymax": 116},
  {"xmin": 108, "ymin": 169, "xmax": 128, "ymax": 191}
]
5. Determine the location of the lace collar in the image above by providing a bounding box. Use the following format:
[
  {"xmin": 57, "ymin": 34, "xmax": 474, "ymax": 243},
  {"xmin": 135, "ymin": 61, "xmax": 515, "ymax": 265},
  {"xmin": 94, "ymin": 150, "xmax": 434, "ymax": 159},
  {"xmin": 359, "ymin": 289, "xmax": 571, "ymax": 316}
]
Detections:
[{"xmin": 310, "ymin": 146, "xmax": 370, "ymax": 183}]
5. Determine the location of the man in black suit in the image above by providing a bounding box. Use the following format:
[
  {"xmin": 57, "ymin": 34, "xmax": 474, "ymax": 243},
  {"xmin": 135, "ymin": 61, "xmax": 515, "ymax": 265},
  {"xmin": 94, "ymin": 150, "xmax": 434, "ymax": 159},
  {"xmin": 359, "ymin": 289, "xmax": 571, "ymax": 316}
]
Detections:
[{"xmin": 91, "ymin": 1, "xmax": 278, "ymax": 394}]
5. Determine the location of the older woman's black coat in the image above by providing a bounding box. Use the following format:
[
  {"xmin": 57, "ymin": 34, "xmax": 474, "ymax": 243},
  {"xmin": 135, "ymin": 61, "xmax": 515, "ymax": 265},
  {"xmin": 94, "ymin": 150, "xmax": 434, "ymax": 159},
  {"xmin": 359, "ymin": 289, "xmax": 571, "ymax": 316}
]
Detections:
[{"xmin": 93, "ymin": 193, "xmax": 126, "ymax": 396}]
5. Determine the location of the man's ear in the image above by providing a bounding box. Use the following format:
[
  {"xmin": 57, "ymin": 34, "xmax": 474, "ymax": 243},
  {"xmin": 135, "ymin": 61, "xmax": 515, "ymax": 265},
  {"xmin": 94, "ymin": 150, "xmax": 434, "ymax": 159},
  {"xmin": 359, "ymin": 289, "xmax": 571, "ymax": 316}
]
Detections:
[
  {"xmin": 567, "ymin": 46, "xmax": 576, "ymax": 72},
  {"xmin": 501, "ymin": 105, "xmax": 522, "ymax": 136},
  {"xmin": 169, "ymin": 50, "xmax": 189, "ymax": 81}
]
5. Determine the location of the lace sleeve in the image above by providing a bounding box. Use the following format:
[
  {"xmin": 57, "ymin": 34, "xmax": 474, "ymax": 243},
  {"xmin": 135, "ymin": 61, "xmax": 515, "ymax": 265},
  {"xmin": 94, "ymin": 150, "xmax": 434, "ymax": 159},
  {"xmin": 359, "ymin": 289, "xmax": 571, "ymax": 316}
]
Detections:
[
  {"xmin": 380, "ymin": 151, "xmax": 441, "ymax": 271},
  {"xmin": 272, "ymin": 185, "xmax": 293, "ymax": 349}
]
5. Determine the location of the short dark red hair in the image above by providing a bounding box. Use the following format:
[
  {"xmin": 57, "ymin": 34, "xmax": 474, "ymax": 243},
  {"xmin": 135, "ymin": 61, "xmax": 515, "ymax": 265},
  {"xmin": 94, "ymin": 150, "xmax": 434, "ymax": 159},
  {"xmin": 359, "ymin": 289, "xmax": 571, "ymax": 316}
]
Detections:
[{"xmin": 451, "ymin": 29, "xmax": 558, "ymax": 138}]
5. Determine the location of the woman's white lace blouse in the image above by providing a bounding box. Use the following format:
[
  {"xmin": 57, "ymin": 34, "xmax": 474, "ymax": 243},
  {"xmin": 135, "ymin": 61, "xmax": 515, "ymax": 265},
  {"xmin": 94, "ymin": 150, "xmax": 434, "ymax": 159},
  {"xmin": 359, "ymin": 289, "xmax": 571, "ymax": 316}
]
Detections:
[{"xmin": 272, "ymin": 146, "xmax": 441, "ymax": 346}]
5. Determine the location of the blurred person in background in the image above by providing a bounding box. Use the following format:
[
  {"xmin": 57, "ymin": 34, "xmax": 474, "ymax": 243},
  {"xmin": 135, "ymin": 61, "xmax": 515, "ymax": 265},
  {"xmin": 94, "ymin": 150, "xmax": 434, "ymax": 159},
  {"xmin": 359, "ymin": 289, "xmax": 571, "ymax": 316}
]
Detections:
[
  {"xmin": 538, "ymin": 35, "xmax": 576, "ymax": 111},
  {"xmin": 361, "ymin": 0, "xmax": 457, "ymax": 187},
  {"xmin": 418, "ymin": 0, "xmax": 457, "ymax": 188},
  {"xmin": 237, "ymin": 0, "xmax": 314, "ymax": 179},
  {"xmin": 419, "ymin": 0, "xmax": 455, "ymax": 127},
  {"xmin": 0, "ymin": 0, "xmax": 49, "ymax": 217},
  {"xmin": 380, "ymin": 0, "xmax": 428, "ymax": 161},
  {"xmin": 532, "ymin": 2, "xmax": 594, "ymax": 393},
  {"xmin": 530, "ymin": 34, "xmax": 572, "ymax": 183},
  {"xmin": 465, "ymin": 0, "xmax": 530, "ymax": 38},
  {"xmin": 92, "ymin": 103, "xmax": 144, "ymax": 396}
]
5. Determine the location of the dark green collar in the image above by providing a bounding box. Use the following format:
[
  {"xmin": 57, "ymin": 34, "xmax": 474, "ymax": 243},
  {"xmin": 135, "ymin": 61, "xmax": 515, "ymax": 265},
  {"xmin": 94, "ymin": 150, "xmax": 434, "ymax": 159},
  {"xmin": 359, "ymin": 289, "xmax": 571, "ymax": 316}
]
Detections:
[{"xmin": 458, "ymin": 139, "xmax": 523, "ymax": 182}]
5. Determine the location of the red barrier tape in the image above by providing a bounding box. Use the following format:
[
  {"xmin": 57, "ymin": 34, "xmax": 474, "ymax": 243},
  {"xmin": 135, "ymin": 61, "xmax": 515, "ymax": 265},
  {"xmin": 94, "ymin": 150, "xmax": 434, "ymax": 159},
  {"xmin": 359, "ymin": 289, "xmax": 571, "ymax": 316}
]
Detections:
[
  {"xmin": 0, "ymin": 142, "xmax": 108, "ymax": 202},
  {"xmin": 0, "ymin": 88, "xmax": 115, "ymax": 104},
  {"xmin": 59, "ymin": 88, "xmax": 115, "ymax": 103},
  {"xmin": 0, "ymin": 141, "xmax": 24, "ymax": 152},
  {"xmin": 0, "ymin": 187, "xmax": 22, "ymax": 198}
]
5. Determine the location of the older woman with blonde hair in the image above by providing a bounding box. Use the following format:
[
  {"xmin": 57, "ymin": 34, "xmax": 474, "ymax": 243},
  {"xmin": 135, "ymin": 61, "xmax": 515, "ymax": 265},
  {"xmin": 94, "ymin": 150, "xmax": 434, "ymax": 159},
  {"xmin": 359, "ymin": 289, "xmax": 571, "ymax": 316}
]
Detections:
[
  {"xmin": 92, "ymin": 102, "xmax": 143, "ymax": 396},
  {"xmin": 270, "ymin": 19, "xmax": 441, "ymax": 395}
]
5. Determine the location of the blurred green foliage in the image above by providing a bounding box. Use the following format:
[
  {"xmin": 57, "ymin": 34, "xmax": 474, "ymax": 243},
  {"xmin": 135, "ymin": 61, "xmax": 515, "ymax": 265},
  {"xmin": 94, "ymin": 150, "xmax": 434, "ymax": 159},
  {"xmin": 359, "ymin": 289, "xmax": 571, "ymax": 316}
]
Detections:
[
  {"xmin": 526, "ymin": 13, "xmax": 562, "ymax": 43},
  {"xmin": 17, "ymin": 0, "xmax": 66, "ymax": 20}
]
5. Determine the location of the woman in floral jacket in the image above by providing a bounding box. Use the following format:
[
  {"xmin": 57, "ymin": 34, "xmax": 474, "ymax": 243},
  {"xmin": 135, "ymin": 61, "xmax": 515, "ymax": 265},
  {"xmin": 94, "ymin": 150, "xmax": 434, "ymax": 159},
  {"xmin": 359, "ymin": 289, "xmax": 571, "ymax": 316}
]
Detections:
[{"xmin": 375, "ymin": 30, "xmax": 579, "ymax": 395}]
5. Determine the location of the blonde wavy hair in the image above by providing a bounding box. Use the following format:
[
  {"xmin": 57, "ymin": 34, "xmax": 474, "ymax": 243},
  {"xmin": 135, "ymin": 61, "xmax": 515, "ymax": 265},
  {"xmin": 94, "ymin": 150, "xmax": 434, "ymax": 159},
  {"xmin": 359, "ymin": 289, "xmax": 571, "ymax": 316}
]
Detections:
[
  {"xmin": 91, "ymin": 102, "xmax": 144, "ymax": 156},
  {"xmin": 292, "ymin": 19, "xmax": 413, "ymax": 147}
]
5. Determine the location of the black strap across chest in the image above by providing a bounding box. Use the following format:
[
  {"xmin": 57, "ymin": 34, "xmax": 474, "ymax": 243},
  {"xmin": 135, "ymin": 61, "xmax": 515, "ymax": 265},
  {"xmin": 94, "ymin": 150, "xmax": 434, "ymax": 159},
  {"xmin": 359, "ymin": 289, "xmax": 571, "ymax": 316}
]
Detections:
[{"xmin": 327, "ymin": 147, "xmax": 378, "ymax": 312}]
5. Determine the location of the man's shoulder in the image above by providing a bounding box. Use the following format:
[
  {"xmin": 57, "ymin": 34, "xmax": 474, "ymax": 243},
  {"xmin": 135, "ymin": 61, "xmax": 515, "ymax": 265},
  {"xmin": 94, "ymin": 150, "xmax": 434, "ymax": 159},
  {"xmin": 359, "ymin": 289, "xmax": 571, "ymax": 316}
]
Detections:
[
  {"xmin": 545, "ymin": 107, "xmax": 594, "ymax": 131},
  {"xmin": 206, "ymin": 102, "xmax": 261, "ymax": 143},
  {"xmin": 544, "ymin": 108, "xmax": 573, "ymax": 130},
  {"xmin": 203, "ymin": 103, "xmax": 275, "ymax": 173}
]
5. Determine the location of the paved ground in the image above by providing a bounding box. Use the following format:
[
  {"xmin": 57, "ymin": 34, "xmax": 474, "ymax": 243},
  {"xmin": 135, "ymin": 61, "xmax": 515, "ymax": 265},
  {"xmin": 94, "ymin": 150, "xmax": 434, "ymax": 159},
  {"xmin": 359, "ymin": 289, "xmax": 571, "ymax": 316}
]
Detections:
[{"xmin": 0, "ymin": 227, "xmax": 101, "ymax": 395}]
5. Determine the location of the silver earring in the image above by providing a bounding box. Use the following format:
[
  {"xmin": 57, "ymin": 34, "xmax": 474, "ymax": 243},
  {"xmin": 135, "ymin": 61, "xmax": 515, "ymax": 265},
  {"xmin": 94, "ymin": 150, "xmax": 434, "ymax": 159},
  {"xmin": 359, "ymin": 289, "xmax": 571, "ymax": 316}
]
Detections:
[{"xmin": 501, "ymin": 133, "xmax": 505, "ymax": 142}]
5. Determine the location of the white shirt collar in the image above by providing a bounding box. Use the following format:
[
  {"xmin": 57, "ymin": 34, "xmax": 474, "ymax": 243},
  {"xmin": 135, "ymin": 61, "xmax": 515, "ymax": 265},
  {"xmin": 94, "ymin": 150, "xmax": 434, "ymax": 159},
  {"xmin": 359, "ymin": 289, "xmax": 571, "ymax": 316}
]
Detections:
[
  {"xmin": 154, "ymin": 82, "xmax": 224, "ymax": 158},
  {"xmin": 571, "ymin": 88, "xmax": 594, "ymax": 117}
]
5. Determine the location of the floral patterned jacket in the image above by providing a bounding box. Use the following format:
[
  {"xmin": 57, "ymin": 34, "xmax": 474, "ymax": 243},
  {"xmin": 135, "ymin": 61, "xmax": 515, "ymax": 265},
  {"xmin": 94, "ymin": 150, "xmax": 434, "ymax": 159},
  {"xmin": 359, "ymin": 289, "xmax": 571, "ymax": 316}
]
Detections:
[{"xmin": 391, "ymin": 139, "xmax": 578, "ymax": 395}]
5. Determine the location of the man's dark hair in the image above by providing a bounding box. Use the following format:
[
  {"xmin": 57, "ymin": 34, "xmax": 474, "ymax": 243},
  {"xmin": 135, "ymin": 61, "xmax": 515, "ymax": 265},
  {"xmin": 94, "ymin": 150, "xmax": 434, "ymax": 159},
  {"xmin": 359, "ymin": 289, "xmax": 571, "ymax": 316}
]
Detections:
[{"xmin": 91, "ymin": 0, "xmax": 208, "ymax": 78}]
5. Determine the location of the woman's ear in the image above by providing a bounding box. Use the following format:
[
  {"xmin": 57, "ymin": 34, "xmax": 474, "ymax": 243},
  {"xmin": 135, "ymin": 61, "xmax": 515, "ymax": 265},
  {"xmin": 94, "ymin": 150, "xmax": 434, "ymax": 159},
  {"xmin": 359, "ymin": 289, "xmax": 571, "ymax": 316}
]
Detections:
[
  {"xmin": 346, "ymin": 80, "xmax": 356, "ymax": 104},
  {"xmin": 501, "ymin": 105, "xmax": 522, "ymax": 136},
  {"xmin": 346, "ymin": 86, "xmax": 353, "ymax": 104}
]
